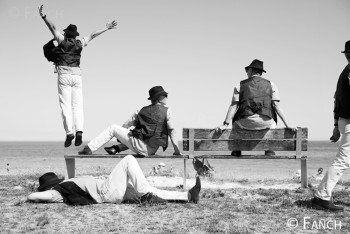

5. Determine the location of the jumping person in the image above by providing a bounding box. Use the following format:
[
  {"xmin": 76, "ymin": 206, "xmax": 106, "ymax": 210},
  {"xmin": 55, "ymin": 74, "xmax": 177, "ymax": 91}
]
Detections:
[
  {"xmin": 78, "ymin": 86, "xmax": 182, "ymax": 157},
  {"xmin": 27, "ymin": 155, "xmax": 201, "ymax": 205},
  {"xmin": 38, "ymin": 5, "xmax": 117, "ymax": 147},
  {"xmin": 311, "ymin": 40, "xmax": 350, "ymax": 212},
  {"xmin": 215, "ymin": 59, "xmax": 296, "ymax": 156}
]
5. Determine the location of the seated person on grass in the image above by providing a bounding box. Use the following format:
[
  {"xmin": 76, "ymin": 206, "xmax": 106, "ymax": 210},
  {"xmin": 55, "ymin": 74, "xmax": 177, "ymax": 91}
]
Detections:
[
  {"xmin": 79, "ymin": 86, "xmax": 181, "ymax": 157},
  {"xmin": 27, "ymin": 155, "xmax": 201, "ymax": 205},
  {"xmin": 216, "ymin": 59, "xmax": 297, "ymax": 156}
]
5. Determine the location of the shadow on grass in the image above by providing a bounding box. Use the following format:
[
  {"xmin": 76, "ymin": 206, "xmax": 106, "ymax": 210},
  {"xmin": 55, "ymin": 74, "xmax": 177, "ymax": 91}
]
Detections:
[{"xmin": 294, "ymin": 199, "xmax": 313, "ymax": 209}]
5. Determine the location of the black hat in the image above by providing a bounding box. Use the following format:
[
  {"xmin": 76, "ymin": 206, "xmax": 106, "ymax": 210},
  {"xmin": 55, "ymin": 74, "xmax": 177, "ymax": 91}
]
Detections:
[
  {"xmin": 63, "ymin": 24, "xmax": 79, "ymax": 36},
  {"xmin": 37, "ymin": 172, "xmax": 64, "ymax": 192},
  {"xmin": 245, "ymin": 59, "xmax": 266, "ymax": 73},
  {"xmin": 341, "ymin": 40, "xmax": 350, "ymax": 53},
  {"xmin": 148, "ymin": 86, "xmax": 168, "ymax": 100}
]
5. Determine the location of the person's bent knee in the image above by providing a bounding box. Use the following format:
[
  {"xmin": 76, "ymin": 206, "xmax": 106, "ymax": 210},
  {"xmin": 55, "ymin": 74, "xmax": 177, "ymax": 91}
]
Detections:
[
  {"xmin": 109, "ymin": 124, "xmax": 121, "ymax": 130},
  {"xmin": 124, "ymin": 154, "xmax": 136, "ymax": 162}
]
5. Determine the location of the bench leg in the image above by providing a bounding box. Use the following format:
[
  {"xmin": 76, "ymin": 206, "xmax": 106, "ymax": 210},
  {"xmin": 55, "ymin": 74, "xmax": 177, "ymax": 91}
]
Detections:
[
  {"xmin": 300, "ymin": 156, "xmax": 308, "ymax": 188},
  {"xmin": 183, "ymin": 159, "xmax": 187, "ymax": 189},
  {"xmin": 65, "ymin": 158, "xmax": 76, "ymax": 179}
]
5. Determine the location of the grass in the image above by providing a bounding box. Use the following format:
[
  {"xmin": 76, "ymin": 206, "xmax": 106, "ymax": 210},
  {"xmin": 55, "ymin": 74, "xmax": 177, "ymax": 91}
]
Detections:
[{"xmin": 1, "ymin": 171, "xmax": 350, "ymax": 234}]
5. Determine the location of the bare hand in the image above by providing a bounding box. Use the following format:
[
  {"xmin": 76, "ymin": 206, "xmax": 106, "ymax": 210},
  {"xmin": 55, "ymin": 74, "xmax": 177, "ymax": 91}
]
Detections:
[
  {"xmin": 286, "ymin": 125, "xmax": 298, "ymax": 132},
  {"xmin": 215, "ymin": 125, "xmax": 228, "ymax": 134},
  {"xmin": 106, "ymin": 20, "xmax": 117, "ymax": 29},
  {"xmin": 38, "ymin": 5, "xmax": 45, "ymax": 17},
  {"xmin": 330, "ymin": 126, "xmax": 340, "ymax": 143}
]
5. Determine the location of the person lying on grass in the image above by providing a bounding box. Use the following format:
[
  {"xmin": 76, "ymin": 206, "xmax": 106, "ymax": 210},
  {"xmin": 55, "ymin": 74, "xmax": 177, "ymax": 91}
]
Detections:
[{"xmin": 27, "ymin": 155, "xmax": 201, "ymax": 205}]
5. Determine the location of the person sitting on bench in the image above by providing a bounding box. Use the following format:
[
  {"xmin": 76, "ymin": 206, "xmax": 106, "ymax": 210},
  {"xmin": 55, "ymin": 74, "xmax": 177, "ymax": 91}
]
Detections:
[
  {"xmin": 27, "ymin": 155, "xmax": 201, "ymax": 205},
  {"xmin": 216, "ymin": 59, "xmax": 297, "ymax": 156},
  {"xmin": 78, "ymin": 86, "xmax": 181, "ymax": 156}
]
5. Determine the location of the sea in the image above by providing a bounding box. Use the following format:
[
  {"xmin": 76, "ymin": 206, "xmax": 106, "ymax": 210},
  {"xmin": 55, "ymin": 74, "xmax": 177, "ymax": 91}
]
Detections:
[{"xmin": 1, "ymin": 141, "xmax": 350, "ymax": 181}]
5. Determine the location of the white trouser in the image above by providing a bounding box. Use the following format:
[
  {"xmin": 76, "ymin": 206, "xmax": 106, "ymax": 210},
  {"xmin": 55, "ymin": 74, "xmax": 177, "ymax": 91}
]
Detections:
[
  {"xmin": 58, "ymin": 73, "xmax": 84, "ymax": 135},
  {"xmin": 88, "ymin": 125, "xmax": 158, "ymax": 156},
  {"xmin": 101, "ymin": 155, "xmax": 188, "ymax": 203},
  {"xmin": 316, "ymin": 118, "xmax": 350, "ymax": 200}
]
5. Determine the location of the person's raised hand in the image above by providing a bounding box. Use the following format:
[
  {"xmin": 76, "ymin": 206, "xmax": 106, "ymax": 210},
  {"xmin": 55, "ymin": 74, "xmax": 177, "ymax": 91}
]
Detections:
[
  {"xmin": 106, "ymin": 20, "xmax": 117, "ymax": 29},
  {"xmin": 38, "ymin": 5, "xmax": 45, "ymax": 18}
]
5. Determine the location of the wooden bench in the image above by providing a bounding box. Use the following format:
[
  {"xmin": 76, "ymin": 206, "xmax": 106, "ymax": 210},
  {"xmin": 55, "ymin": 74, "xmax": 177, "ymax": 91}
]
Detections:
[
  {"xmin": 64, "ymin": 154, "xmax": 190, "ymax": 187},
  {"xmin": 64, "ymin": 127, "xmax": 308, "ymax": 189},
  {"xmin": 182, "ymin": 127, "xmax": 308, "ymax": 188}
]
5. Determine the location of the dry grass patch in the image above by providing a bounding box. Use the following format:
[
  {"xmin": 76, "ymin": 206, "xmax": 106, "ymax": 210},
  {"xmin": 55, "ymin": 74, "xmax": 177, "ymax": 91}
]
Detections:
[{"xmin": 1, "ymin": 174, "xmax": 350, "ymax": 233}]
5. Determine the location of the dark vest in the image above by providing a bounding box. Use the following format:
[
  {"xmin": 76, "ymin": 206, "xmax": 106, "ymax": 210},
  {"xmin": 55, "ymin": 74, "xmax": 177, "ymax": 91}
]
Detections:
[
  {"xmin": 334, "ymin": 64, "xmax": 350, "ymax": 119},
  {"xmin": 43, "ymin": 39, "xmax": 59, "ymax": 63},
  {"xmin": 131, "ymin": 104, "xmax": 169, "ymax": 151},
  {"xmin": 233, "ymin": 76, "xmax": 277, "ymax": 123},
  {"xmin": 54, "ymin": 38, "xmax": 82, "ymax": 67},
  {"xmin": 53, "ymin": 181, "xmax": 97, "ymax": 206}
]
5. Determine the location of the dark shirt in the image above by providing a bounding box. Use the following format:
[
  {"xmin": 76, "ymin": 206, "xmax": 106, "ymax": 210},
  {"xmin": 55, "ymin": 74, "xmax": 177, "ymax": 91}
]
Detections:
[{"xmin": 334, "ymin": 64, "xmax": 350, "ymax": 119}]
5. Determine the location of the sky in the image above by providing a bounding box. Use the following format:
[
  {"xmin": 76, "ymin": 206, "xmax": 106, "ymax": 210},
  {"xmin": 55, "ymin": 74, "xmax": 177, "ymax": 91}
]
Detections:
[{"xmin": 0, "ymin": 0, "xmax": 350, "ymax": 141}]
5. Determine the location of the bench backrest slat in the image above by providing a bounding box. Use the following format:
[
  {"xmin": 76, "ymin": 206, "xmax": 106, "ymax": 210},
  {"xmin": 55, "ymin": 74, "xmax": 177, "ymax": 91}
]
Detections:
[
  {"xmin": 183, "ymin": 128, "xmax": 308, "ymax": 140},
  {"xmin": 182, "ymin": 127, "xmax": 308, "ymax": 155},
  {"xmin": 183, "ymin": 139, "xmax": 307, "ymax": 151}
]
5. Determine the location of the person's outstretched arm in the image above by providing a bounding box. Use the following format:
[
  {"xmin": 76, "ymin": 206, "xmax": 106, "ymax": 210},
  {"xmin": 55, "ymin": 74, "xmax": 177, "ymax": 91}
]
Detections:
[
  {"xmin": 215, "ymin": 103, "xmax": 238, "ymax": 134},
  {"xmin": 169, "ymin": 129, "xmax": 181, "ymax": 155},
  {"xmin": 86, "ymin": 20, "xmax": 117, "ymax": 42},
  {"xmin": 38, "ymin": 5, "xmax": 62, "ymax": 41},
  {"xmin": 27, "ymin": 191, "xmax": 53, "ymax": 203},
  {"xmin": 330, "ymin": 95, "xmax": 340, "ymax": 142},
  {"xmin": 166, "ymin": 110, "xmax": 181, "ymax": 155},
  {"xmin": 272, "ymin": 101, "xmax": 297, "ymax": 131}
]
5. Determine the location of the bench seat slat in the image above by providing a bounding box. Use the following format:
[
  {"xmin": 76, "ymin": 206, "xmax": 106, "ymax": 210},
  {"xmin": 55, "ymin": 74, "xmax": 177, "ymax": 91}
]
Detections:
[
  {"xmin": 183, "ymin": 139, "xmax": 307, "ymax": 151},
  {"xmin": 193, "ymin": 155, "xmax": 297, "ymax": 159},
  {"xmin": 183, "ymin": 128, "xmax": 308, "ymax": 140},
  {"xmin": 64, "ymin": 154, "xmax": 189, "ymax": 159}
]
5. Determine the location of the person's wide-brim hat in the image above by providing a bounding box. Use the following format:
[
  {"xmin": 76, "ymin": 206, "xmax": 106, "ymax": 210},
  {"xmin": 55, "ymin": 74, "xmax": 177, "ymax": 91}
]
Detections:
[
  {"xmin": 63, "ymin": 24, "xmax": 79, "ymax": 36},
  {"xmin": 37, "ymin": 172, "xmax": 64, "ymax": 191},
  {"xmin": 341, "ymin": 40, "xmax": 350, "ymax": 53},
  {"xmin": 245, "ymin": 59, "xmax": 266, "ymax": 73},
  {"xmin": 148, "ymin": 86, "xmax": 168, "ymax": 100}
]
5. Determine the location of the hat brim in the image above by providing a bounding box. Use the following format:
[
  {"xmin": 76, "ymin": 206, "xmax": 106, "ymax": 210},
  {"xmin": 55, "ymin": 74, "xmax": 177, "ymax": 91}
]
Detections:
[
  {"xmin": 37, "ymin": 178, "xmax": 64, "ymax": 191},
  {"xmin": 245, "ymin": 66, "xmax": 266, "ymax": 73},
  {"xmin": 148, "ymin": 91, "xmax": 168, "ymax": 100},
  {"xmin": 63, "ymin": 29, "xmax": 79, "ymax": 36}
]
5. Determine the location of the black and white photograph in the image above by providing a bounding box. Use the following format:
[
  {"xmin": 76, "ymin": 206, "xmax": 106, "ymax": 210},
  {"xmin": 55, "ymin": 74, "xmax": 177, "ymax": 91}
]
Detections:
[{"xmin": 1, "ymin": 0, "xmax": 350, "ymax": 233}]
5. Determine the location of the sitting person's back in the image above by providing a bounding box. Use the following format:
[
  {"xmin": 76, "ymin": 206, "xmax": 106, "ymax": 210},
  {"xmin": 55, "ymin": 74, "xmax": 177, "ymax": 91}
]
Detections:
[{"xmin": 216, "ymin": 59, "xmax": 296, "ymax": 156}]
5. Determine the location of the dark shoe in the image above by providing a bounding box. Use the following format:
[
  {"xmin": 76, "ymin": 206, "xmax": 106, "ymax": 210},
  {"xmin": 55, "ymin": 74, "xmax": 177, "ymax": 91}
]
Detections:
[
  {"xmin": 78, "ymin": 145, "xmax": 92, "ymax": 155},
  {"xmin": 75, "ymin": 131, "xmax": 83, "ymax": 146},
  {"xmin": 265, "ymin": 151, "xmax": 276, "ymax": 156},
  {"xmin": 231, "ymin": 151, "xmax": 242, "ymax": 156},
  {"xmin": 189, "ymin": 176, "xmax": 201, "ymax": 203},
  {"xmin": 140, "ymin": 192, "xmax": 167, "ymax": 205},
  {"xmin": 311, "ymin": 197, "xmax": 344, "ymax": 211},
  {"xmin": 64, "ymin": 134, "xmax": 75, "ymax": 148},
  {"xmin": 104, "ymin": 145, "xmax": 120, "ymax": 155}
]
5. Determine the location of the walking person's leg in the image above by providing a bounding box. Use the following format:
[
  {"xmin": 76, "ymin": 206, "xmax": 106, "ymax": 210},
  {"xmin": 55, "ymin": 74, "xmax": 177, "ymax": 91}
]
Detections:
[
  {"xmin": 71, "ymin": 75, "xmax": 84, "ymax": 146},
  {"xmin": 313, "ymin": 118, "xmax": 350, "ymax": 211},
  {"xmin": 58, "ymin": 74, "xmax": 75, "ymax": 147}
]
